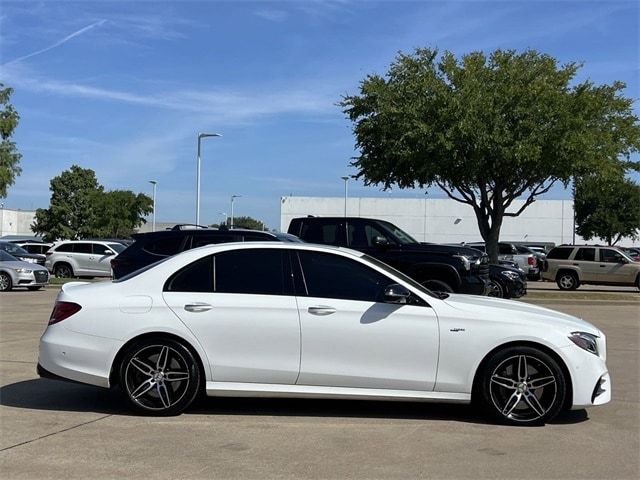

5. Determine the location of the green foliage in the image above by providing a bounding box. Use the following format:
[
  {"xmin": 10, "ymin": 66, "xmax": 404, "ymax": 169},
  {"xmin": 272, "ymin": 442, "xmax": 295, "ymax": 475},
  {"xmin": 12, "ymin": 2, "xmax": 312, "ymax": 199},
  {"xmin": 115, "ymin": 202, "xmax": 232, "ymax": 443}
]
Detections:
[
  {"xmin": 341, "ymin": 48, "xmax": 640, "ymax": 261},
  {"xmin": 0, "ymin": 84, "xmax": 22, "ymax": 198},
  {"xmin": 32, "ymin": 165, "xmax": 152, "ymax": 241},
  {"xmin": 574, "ymin": 174, "xmax": 640, "ymax": 245},
  {"xmin": 211, "ymin": 215, "xmax": 266, "ymax": 230}
]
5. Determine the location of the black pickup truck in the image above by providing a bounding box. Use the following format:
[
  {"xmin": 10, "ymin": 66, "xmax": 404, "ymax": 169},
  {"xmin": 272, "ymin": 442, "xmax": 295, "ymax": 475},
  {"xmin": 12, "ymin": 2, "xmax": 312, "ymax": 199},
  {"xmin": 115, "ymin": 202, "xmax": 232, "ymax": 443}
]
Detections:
[{"xmin": 288, "ymin": 217, "xmax": 489, "ymax": 295}]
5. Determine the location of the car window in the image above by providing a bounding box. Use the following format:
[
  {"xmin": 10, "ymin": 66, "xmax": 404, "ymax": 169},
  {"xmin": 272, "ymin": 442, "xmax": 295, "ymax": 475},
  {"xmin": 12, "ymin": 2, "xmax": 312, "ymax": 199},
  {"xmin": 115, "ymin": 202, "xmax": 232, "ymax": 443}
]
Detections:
[
  {"xmin": 297, "ymin": 250, "xmax": 394, "ymax": 302},
  {"xmin": 547, "ymin": 247, "xmax": 573, "ymax": 260},
  {"xmin": 600, "ymin": 249, "xmax": 625, "ymax": 263},
  {"xmin": 143, "ymin": 236, "xmax": 184, "ymax": 256},
  {"xmin": 376, "ymin": 220, "xmax": 418, "ymax": 244},
  {"xmin": 165, "ymin": 256, "xmax": 214, "ymax": 292},
  {"xmin": 0, "ymin": 242, "xmax": 28, "ymax": 255},
  {"xmin": 242, "ymin": 233, "xmax": 273, "ymax": 242},
  {"xmin": 192, "ymin": 234, "xmax": 241, "ymax": 248},
  {"xmin": 73, "ymin": 243, "xmax": 93, "ymax": 254},
  {"xmin": 110, "ymin": 243, "xmax": 125, "ymax": 253},
  {"xmin": 574, "ymin": 248, "xmax": 596, "ymax": 262},
  {"xmin": 214, "ymin": 249, "xmax": 288, "ymax": 295},
  {"xmin": 347, "ymin": 222, "xmax": 390, "ymax": 248},
  {"xmin": 0, "ymin": 250, "xmax": 18, "ymax": 261},
  {"xmin": 300, "ymin": 222, "xmax": 343, "ymax": 245},
  {"xmin": 55, "ymin": 243, "xmax": 73, "ymax": 253},
  {"xmin": 498, "ymin": 244, "xmax": 515, "ymax": 255}
]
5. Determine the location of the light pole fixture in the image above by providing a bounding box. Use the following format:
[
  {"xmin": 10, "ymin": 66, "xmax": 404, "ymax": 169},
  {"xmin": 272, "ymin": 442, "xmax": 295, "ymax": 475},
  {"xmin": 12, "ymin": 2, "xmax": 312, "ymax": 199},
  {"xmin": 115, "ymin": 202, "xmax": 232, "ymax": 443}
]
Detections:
[
  {"xmin": 148, "ymin": 180, "xmax": 157, "ymax": 232},
  {"xmin": 196, "ymin": 132, "xmax": 222, "ymax": 225},
  {"xmin": 230, "ymin": 195, "xmax": 242, "ymax": 229},
  {"xmin": 341, "ymin": 176, "xmax": 349, "ymax": 218}
]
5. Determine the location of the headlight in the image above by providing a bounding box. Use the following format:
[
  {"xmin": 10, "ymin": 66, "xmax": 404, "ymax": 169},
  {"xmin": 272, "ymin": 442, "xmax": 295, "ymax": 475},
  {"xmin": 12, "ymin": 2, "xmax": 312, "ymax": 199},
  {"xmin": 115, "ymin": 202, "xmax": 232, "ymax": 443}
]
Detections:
[
  {"xmin": 453, "ymin": 255, "xmax": 471, "ymax": 270},
  {"xmin": 12, "ymin": 268, "xmax": 33, "ymax": 274},
  {"xmin": 19, "ymin": 257, "xmax": 36, "ymax": 263},
  {"xmin": 569, "ymin": 332, "xmax": 599, "ymax": 356},
  {"xmin": 500, "ymin": 271, "xmax": 520, "ymax": 280}
]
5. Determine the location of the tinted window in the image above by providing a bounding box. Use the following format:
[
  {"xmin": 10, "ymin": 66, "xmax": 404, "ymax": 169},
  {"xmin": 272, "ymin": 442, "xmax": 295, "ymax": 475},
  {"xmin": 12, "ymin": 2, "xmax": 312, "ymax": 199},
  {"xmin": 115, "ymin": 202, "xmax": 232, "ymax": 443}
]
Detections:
[
  {"xmin": 55, "ymin": 243, "xmax": 74, "ymax": 253},
  {"xmin": 347, "ymin": 223, "xmax": 389, "ymax": 248},
  {"xmin": 574, "ymin": 248, "xmax": 596, "ymax": 261},
  {"xmin": 165, "ymin": 256, "xmax": 213, "ymax": 292},
  {"xmin": 215, "ymin": 249, "xmax": 287, "ymax": 295},
  {"xmin": 242, "ymin": 233, "xmax": 274, "ymax": 242},
  {"xmin": 300, "ymin": 222, "xmax": 343, "ymax": 245},
  {"xmin": 93, "ymin": 244, "xmax": 112, "ymax": 255},
  {"xmin": 547, "ymin": 247, "xmax": 573, "ymax": 260},
  {"xmin": 192, "ymin": 234, "xmax": 240, "ymax": 248},
  {"xmin": 110, "ymin": 243, "xmax": 125, "ymax": 253},
  {"xmin": 73, "ymin": 243, "xmax": 93, "ymax": 254},
  {"xmin": 143, "ymin": 236, "xmax": 184, "ymax": 256},
  {"xmin": 600, "ymin": 249, "xmax": 624, "ymax": 263},
  {"xmin": 297, "ymin": 251, "xmax": 393, "ymax": 302},
  {"xmin": 499, "ymin": 244, "xmax": 516, "ymax": 255}
]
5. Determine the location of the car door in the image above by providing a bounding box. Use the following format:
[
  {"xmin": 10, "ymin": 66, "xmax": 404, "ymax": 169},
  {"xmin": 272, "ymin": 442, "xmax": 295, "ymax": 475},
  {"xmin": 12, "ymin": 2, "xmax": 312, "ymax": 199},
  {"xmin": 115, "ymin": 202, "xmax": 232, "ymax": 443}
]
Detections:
[
  {"xmin": 572, "ymin": 247, "xmax": 598, "ymax": 282},
  {"xmin": 597, "ymin": 248, "xmax": 636, "ymax": 284},
  {"xmin": 162, "ymin": 248, "xmax": 301, "ymax": 384},
  {"xmin": 92, "ymin": 243, "xmax": 116, "ymax": 275},
  {"xmin": 72, "ymin": 242, "xmax": 94, "ymax": 275},
  {"xmin": 294, "ymin": 250, "xmax": 439, "ymax": 391}
]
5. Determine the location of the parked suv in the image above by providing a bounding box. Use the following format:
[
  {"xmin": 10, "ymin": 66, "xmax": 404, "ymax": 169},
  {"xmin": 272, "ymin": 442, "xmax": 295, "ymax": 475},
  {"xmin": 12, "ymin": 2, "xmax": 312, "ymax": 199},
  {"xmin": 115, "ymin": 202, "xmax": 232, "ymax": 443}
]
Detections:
[
  {"xmin": 46, "ymin": 240, "xmax": 126, "ymax": 278},
  {"xmin": 288, "ymin": 217, "xmax": 489, "ymax": 295},
  {"xmin": 13, "ymin": 241, "xmax": 53, "ymax": 255},
  {"xmin": 542, "ymin": 245, "xmax": 640, "ymax": 290},
  {"xmin": 467, "ymin": 242, "xmax": 539, "ymax": 279},
  {"xmin": 111, "ymin": 227, "xmax": 302, "ymax": 279}
]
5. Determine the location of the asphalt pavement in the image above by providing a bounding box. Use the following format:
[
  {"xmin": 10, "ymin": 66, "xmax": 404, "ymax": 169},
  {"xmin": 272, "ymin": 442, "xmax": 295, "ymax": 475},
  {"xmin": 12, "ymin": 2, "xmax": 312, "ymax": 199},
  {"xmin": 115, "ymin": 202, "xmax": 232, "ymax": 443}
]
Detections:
[{"xmin": 1, "ymin": 287, "xmax": 638, "ymax": 479}]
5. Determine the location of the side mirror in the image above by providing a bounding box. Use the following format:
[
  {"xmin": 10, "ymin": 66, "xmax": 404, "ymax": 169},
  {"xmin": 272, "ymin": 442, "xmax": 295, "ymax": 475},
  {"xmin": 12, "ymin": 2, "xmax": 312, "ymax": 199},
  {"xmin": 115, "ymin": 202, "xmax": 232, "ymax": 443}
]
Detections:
[
  {"xmin": 383, "ymin": 284, "xmax": 411, "ymax": 304},
  {"xmin": 103, "ymin": 250, "xmax": 114, "ymax": 256},
  {"xmin": 373, "ymin": 236, "xmax": 389, "ymax": 247}
]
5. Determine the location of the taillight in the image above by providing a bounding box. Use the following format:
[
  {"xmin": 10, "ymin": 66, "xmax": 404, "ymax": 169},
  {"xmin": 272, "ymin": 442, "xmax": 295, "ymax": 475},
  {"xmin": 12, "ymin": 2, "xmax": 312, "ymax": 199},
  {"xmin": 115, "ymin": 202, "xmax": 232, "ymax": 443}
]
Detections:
[
  {"xmin": 49, "ymin": 301, "xmax": 82, "ymax": 325},
  {"xmin": 528, "ymin": 256, "xmax": 536, "ymax": 266}
]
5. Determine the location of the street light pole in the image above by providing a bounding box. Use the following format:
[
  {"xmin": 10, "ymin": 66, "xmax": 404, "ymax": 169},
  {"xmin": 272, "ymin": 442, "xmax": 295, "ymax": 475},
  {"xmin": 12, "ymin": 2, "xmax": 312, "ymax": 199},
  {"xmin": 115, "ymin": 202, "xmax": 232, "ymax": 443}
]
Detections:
[
  {"xmin": 341, "ymin": 176, "xmax": 349, "ymax": 218},
  {"xmin": 196, "ymin": 132, "xmax": 221, "ymax": 225},
  {"xmin": 230, "ymin": 195, "xmax": 241, "ymax": 229},
  {"xmin": 218, "ymin": 212, "xmax": 228, "ymax": 227},
  {"xmin": 148, "ymin": 180, "xmax": 157, "ymax": 232}
]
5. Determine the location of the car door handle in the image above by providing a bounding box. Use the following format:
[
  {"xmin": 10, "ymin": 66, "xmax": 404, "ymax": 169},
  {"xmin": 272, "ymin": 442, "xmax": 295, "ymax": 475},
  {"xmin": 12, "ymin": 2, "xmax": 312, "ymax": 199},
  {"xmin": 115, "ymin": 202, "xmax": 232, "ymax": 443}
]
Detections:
[
  {"xmin": 599, "ymin": 265, "xmax": 606, "ymax": 268},
  {"xmin": 572, "ymin": 263, "xmax": 579, "ymax": 266},
  {"xmin": 308, "ymin": 306, "xmax": 336, "ymax": 316},
  {"xmin": 184, "ymin": 303, "xmax": 213, "ymax": 313}
]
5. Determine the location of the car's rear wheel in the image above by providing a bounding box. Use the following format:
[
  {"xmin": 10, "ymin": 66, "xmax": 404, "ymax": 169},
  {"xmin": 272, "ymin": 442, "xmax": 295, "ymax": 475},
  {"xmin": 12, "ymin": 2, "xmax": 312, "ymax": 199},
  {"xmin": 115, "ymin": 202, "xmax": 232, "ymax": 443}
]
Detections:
[
  {"xmin": 118, "ymin": 338, "xmax": 201, "ymax": 416},
  {"xmin": 0, "ymin": 272, "xmax": 13, "ymax": 292},
  {"xmin": 487, "ymin": 279, "xmax": 505, "ymax": 298},
  {"xmin": 479, "ymin": 346, "xmax": 566, "ymax": 426},
  {"xmin": 556, "ymin": 271, "xmax": 579, "ymax": 290},
  {"xmin": 54, "ymin": 263, "xmax": 74, "ymax": 278}
]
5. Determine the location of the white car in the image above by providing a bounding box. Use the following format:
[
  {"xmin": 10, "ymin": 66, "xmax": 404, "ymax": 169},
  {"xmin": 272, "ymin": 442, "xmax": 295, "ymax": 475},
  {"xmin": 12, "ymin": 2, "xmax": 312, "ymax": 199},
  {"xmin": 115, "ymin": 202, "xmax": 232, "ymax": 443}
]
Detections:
[
  {"xmin": 45, "ymin": 240, "xmax": 125, "ymax": 277},
  {"xmin": 38, "ymin": 242, "xmax": 610, "ymax": 425}
]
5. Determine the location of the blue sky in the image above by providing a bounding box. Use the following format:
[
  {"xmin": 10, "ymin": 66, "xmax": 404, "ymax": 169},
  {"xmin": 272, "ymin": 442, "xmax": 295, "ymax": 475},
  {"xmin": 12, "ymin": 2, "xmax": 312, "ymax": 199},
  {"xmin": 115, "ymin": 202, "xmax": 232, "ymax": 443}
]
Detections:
[{"xmin": 1, "ymin": 0, "xmax": 638, "ymax": 230}]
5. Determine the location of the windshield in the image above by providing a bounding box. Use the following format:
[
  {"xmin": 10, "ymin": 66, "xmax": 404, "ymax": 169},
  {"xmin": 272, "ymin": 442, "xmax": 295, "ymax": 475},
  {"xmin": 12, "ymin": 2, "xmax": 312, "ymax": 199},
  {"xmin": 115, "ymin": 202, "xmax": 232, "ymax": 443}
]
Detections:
[
  {"xmin": 0, "ymin": 242, "xmax": 29, "ymax": 255},
  {"xmin": 376, "ymin": 220, "xmax": 418, "ymax": 245},
  {"xmin": 272, "ymin": 232, "xmax": 304, "ymax": 243},
  {"xmin": 109, "ymin": 243, "xmax": 126, "ymax": 253},
  {"xmin": 361, "ymin": 254, "xmax": 439, "ymax": 299},
  {"xmin": 0, "ymin": 250, "xmax": 18, "ymax": 262}
]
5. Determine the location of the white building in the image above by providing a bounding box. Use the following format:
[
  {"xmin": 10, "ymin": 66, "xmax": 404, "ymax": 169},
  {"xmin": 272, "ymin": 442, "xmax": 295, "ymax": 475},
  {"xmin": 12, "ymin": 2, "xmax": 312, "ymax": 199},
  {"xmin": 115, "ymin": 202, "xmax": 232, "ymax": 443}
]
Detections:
[
  {"xmin": 280, "ymin": 196, "xmax": 593, "ymax": 246},
  {"xmin": 0, "ymin": 207, "xmax": 37, "ymax": 238}
]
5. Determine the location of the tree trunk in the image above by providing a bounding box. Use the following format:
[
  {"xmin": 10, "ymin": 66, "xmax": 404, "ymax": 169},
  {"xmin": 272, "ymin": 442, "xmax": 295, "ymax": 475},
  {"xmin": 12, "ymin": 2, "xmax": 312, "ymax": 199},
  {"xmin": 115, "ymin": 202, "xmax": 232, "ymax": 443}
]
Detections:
[{"xmin": 473, "ymin": 200, "xmax": 505, "ymax": 264}]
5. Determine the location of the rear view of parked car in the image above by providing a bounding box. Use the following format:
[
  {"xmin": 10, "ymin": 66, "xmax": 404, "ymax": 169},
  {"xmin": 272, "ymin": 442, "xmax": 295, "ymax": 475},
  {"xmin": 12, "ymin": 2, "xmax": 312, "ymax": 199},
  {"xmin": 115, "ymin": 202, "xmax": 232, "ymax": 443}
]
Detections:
[
  {"xmin": 12, "ymin": 241, "xmax": 54, "ymax": 255},
  {"xmin": 542, "ymin": 245, "xmax": 640, "ymax": 290},
  {"xmin": 0, "ymin": 241, "xmax": 46, "ymax": 266},
  {"xmin": 46, "ymin": 241, "xmax": 125, "ymax": 278},
  {"xmin": 0, "ymin": 251, "xmax": 49, "ymax": 291}
]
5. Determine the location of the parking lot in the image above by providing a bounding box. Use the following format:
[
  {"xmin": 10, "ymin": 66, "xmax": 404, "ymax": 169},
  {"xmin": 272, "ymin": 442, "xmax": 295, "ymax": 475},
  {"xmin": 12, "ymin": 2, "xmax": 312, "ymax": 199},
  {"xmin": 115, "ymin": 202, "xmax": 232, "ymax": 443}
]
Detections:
[{"xmin": 1, "ymin": 287, "xmax": 638, "ymax": 479}]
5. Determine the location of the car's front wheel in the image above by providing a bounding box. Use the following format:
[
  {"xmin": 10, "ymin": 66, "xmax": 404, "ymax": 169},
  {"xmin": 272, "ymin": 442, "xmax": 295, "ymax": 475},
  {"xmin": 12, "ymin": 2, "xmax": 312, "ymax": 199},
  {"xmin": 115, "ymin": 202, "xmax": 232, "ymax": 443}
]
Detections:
[
  {"xmin": 54, "ymin": 263, "xmax": 74, "ymax": 278},
  {"xmin": 118, "ymin": 337, "xmax": 201, "ymax": 416},
  {"xmin": 556, "ymin": 271, "xmax": 579, "ymax": 290},
  {"xmin": 0, "ymin": 272, "xmax": 13, "ymax": 292},
  {"xmin": 478, "ymin": 346, "xmax": 567, "ymax": 426},
  {"xmin": 487, "ymin": 279, "xmax": 505, "ymax": 298}
]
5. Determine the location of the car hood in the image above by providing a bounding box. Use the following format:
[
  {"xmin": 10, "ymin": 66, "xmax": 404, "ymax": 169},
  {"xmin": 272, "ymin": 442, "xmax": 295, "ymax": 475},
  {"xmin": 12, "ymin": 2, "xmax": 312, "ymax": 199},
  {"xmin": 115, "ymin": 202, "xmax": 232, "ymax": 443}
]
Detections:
[
  {"xmin": 441, "ymin": 293, "xmax": 599, "ymax": 334},
  {"xmin": 0, "ymin": 260, "xmax": 49, "ymax": 271}
]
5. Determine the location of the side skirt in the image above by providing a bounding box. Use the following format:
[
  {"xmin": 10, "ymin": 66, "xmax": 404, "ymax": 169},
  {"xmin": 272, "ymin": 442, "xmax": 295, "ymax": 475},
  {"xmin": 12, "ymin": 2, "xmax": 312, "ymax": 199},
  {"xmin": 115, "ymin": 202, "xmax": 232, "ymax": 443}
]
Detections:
[{"xmin": 205, "ymin": 382, "xmax": 471, "ymax": 403}]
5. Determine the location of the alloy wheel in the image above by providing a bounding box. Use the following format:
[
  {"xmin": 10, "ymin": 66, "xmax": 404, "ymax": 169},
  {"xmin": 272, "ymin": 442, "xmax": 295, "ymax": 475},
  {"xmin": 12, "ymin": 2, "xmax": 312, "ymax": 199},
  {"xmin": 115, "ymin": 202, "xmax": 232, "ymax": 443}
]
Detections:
[
  {"xmin": 54, "ymin": 264, "xmax": 72, "ymax": 278},
  {"xmin": 124, "ymin": 344, "xmax": 191, "ymax": 411},
  {"xmin": 0, "ymin": 273, "xmax": 11, "ymax": 291},
  {"xmin": 487, "ymin": 280, "xmax": 504, "ymax": 298},
  {"xmin": 489, "ymin": 354, "xmax": 558, "ymax": 423}
]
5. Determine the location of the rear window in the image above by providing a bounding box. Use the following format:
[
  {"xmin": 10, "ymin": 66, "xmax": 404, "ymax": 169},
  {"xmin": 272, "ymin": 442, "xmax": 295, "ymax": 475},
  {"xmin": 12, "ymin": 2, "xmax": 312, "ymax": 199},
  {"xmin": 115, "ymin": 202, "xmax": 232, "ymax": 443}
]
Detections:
[
  {"xmin": 547, "ymin": 247, "xmax": 573, "ymax": 260},
  {"xmin": 574, "ymin": 248, "xmax": 596, "ymax": 261},
  {"xmin": 143, "ymin": 236, "xmax": 184, "ymax": 256},
  {"xmin": 73, "ymin": 243, "xmax": 93, "ymax": 254}
]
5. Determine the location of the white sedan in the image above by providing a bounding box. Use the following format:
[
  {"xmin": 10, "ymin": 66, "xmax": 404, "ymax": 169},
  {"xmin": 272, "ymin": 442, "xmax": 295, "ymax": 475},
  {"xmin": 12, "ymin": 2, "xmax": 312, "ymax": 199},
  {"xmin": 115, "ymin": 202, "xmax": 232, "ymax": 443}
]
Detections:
[{"xmin": 38, "ymin": 242, "xmax": 610, "ymax": 425}]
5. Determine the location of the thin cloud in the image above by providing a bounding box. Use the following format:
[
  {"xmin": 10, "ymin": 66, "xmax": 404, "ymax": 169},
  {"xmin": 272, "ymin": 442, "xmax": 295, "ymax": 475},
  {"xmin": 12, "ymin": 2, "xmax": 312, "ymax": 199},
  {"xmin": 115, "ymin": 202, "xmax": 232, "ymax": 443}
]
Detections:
[
  {"xmin": 3, "ymin": 19, "xmax": 107, "ymax": 66},
  {"xmin": 253, "ymin": 9, "xmax": 289, "ymax": 22}
]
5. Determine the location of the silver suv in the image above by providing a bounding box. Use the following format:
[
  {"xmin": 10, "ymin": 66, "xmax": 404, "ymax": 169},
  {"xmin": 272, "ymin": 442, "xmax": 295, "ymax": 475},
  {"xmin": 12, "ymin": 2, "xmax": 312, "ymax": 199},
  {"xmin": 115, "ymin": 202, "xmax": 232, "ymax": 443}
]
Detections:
[
  {"xmin": 542, "ymin": 245, "xmax": 640, "ymax": 290},
  {"xmin": 46, "ymin": 240, "xmax": 125, "ymax": 278},
  {"xmin": 467, "ymin": 242, "xmax": 539, "ymax": 279}
]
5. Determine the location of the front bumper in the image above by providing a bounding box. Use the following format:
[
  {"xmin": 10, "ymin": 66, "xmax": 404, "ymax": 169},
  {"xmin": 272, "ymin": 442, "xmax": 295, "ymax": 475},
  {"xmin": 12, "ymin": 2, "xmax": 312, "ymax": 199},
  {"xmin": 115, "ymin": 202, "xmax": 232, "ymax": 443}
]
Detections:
[
  {"xmin": 13, "ymin": 270, "xmax": 49, "ymax": 287},
  {"xmin": 561, "ymin": 343, "xmax": 611, "ymax": 409}
]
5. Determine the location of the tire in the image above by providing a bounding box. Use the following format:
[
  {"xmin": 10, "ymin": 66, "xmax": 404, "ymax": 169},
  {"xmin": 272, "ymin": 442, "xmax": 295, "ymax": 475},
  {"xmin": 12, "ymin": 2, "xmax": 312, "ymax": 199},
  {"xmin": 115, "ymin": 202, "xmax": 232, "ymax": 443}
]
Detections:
[
  {"xmin": 54, "ymin": 263, "xmax": 74, "ymax": 278},
  {"xmin": 487, "ymin": 279, "xmax": 505, "ymax": 298},
  {"xmin": 27, "ymin": 286, "xmax": 43, "ymax": 291},
  {"xmin": 0, "ymin": 272, "xmax": 12, "ymax": 292},
  {"xmin": 556, "ymin": 271, "xmax": 579, "ymax": 290},
  {"xmin": 118, "ymin": 337, "xmax": 201, "ymax": 416},
  {"xmin": 478, "ymin": 346, "xmax": 567, "ymax": 426},
  {"xmin": 421, "ymin": 279, "xmax": 454, "ymax": 293}
]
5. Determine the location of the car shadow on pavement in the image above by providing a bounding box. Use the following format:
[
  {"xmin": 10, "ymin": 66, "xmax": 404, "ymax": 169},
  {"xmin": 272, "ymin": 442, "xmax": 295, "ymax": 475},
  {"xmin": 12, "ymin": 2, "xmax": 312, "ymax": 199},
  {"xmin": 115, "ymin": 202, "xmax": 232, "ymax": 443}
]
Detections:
[{"xmin": 1, "ymin": 378, "xmax": 589, "ymax": 426}]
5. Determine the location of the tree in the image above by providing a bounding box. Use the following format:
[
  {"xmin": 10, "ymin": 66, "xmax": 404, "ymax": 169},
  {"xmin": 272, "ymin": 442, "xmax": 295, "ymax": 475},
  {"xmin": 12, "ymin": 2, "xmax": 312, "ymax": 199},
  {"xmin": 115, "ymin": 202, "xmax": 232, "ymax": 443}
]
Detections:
[
  {"xmin": 341, "ymin": 48, "xmax": 640, "ymax": 262},
  {"xmin": 574, "ymin": 174, "xmax": 640, "ymax": 245},
  {"xmin": 211, "ymin": 215, "xmax": 266, "ymax": 230},
  {"xmin": 32, "ymin": 165, "xmax": 103, "ymax": 241},
  {"xmin": 32, "ymin": 165, "xmax": 153, "ymax": 241},
  {"xmin": 0, "ymin": 84, "xmax": 22, "ymax": 198},
  {"xmin": 94, "ymin": 190, "xmax": 153, "ymax": 238}
]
